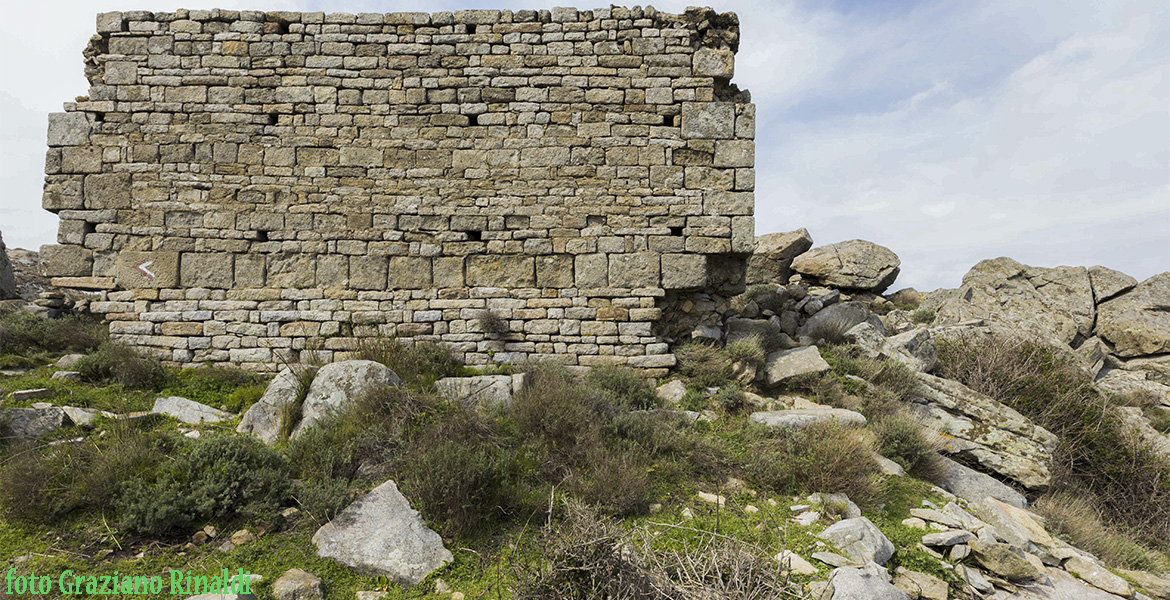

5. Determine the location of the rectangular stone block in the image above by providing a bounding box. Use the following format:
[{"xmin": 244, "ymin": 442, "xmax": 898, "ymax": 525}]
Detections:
[
  {"xmin": 349, "ymin": 255, "xmax": 389, "ymax": 290},
  {"xmin": 575, "ymin": 254, "xmax": 608, "ymax": 288},
  {"xmin": 267, "ymin": 253, "xmax": 315, "ymax": 288},
  {"xmin": 315, "ymin": 254, "xmax": 349, "ymax": 287},
  {"xmin": 116, "ymin": 250, "xmax": 180, "ymax": 288},
  {"xmin": 46, "ymin": 113, "xmax": 91, "ymax": 147},
  {"xmin": 467, "ymin": 255, "xmax": 535, "ymax": 288},
  {"xmin": 682, "ymin": 102, "xmax": 735, "ymax": 139},
  {"xmin": 60, "ymin": 147, "xmax": 102, "ymax": 173},
  {"xmin": 234, "ymin": 254, "xmax": 266, "ymax": 288},
  {"xmin": 340, "ymin": 147, "xmax": 384, "ymax": 167},
  {"xmin": 433, "ymin": 256, "xmax": 464, "ymax": 288},
  {"xmin": 714, "ymin": 140, "xmax": 754, "ymax": 168},
  {"xmin": 609, "ymin": 252, "xmax": 661, "ymax": 288},
  {"xmin": 536, "ymin": 255, "xmax": 574, "ymax": 288},
  {"xmin": 388, "ymin": 256, "xmax": 432, "ymax": 289},
  {"xmin": 83, "ymin": 173, "xmax": 132, "ymax": 209},
  {"xmin": 39, "ymin": 245, "xmax": 93, "ymax": 278},
  {"xmin": 661, "ymin": 254, "xmax": 708, "ymax": 289}
]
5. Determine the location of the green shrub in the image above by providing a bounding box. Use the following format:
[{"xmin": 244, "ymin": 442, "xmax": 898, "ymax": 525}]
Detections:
[
  {"xmin": 723, "ymin": 336, "xmax": 766, "ymax": 370},
  {"xmin": 115, "ymin": 435, "xmax": 291, "ymax": 536},
  {"xmin": 0, "ymin": 311, "xmax": 107, "ymax": 355},
  {"xmin": 910, "ymin": 309, "xmax": 936, "ymax": 324},
  {"xmin": 810, "ymin": 315, "xmax": 856, "ymax": 344},
  {"xmin": 1036, "ymin": 490, "xmax": 1169, "ymax": 571},
  {"xmin": 745, "ymin": 421, "xmax": 878, "ymax": 507},
  {"xmin": 714, "ymin": 384, "xmax": 747, "ymax": 413},
  {"xmin": 356, "ymin": 338, "xmax": 462, "ymax": 390},
  {"xmin": 585, "ymin": 365, "xmax": 658, "ymax": 411},
  {"xmin": 674, "ymin": 341, "xmax": 731, "ymax": 388},
  {"xmin": 872, "ymin": 413, "xmax": 942, "ymax": 477},
  {"xmin": 678, "ymin": 388, "xmax": 708, "ymax": 411},
  {"xmin": 76, "ymin": 342, "xmax": 172, "ymax": 390},
  {"xmin": 168, "ymin": 366, "xmax": 266, "ymax": 411}
]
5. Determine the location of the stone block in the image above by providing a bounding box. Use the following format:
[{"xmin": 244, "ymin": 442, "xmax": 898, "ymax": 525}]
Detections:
[
  {"xmin": 60, "ymin": 147, "xmax": 102, "ymax": 173},
  {"xmin": 609, "ymin": 252, "xmax": 660, "ymax": 288},
  {"xmin": 714, "ymin": 140, "xmax": 753, "ymax": 168},
  {"xmin": 433, "ymin": 257, "xmax": 464, "ymax": 288},
  {"xmin": 340, "ymin": 147, "xmax": 384, "ymax": 167},
  {"xmin": 682, "ymin": 103, "xmax": 735, "ymax": 139},
  {"xmin": 234, "ymin": 254, "xmax": 266, "ymax": 288},
  {"xmin": 575, "ymin": 254, "xmax": 608, "ymax": 288},
  {"xmin": 706, "ymin": 191, "xmax": 753, "ymax": 216},
  {"xmin": 693, "ymin": 48, "xmax": 734, "ymax": 79},
  {"xmin": 467, "ymin": 255, "xmax": 535, "ymax": 288},
  {"xmin": 39, "ymin": 244, "xmax": 93, "ymax": 278},
  {"xmin": 388, "ymin": 256, "xmax": 432, "ymax": 289},
  {"xmin": 181, "ymin": 253, "xmax": 233, "ymax": 289},
  {"xmin": 536, "ymin": 255, "xmax": 574, "ymax": 288},
  {"xmin": 349, "ymin": 255, "xmax": 389, "ymax": 290},
  {"xmin": 46, "ymin": 113, "xmax": 91, "ymax": 147},
  {"xmin": 116, "ymin": 251, "xmax": 180, "ymax": 289},
  {"xmin": 268, "ymin": 253, "xmax": 315, "ymax": 288},
  {"xmin": 105, "ymin": 61, "xmax": 139, "ymax": 85},
  {"xmin": 315, "ymin": 254, "xmax": 349, "ymax": 287},
  {"xmin": 661, "ymin": 254, "xmax": 707, "ymax": 289},
  {"xmin": 84, "ymin": 173, "xmax": 133, "ymax": 209}
]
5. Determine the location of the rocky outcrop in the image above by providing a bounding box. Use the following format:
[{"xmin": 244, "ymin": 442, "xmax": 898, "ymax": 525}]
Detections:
[
  {"xmin": 824, "ymin": 565, "xmax": 910, "ymax": 600},
  {"xmin": 1095, "ymin": 272, "xmax": 1170, "ymax": 357},
  {"xmin": 237, "ymin": 366, "xmax": 318, "ymax": 445},
  {"xmin": 312, "ymin": 480, "xmax": 453, "ymax": 587},
  {"xmin": 746, "ymin": 229, "xmax": 813, "ymax": 286},
  {"xmin": 763, "ymin": 346, "xmax": 831, "ymax": 386},
  {"xmin": 295, "ymin": 360, "xmax": 400, "ymax": 436},
  {"xmin": 929, "ymin": 455, "xmax": 1028, "ymax": 508},
  {"xmin": 791, "ymin": 240, "xmax": 901, "ymax": 293},
  {"xmin": 910, "ymin": 373, "xmax": 1056, "ymax": 491},
  {"xmin": 1088, "ymin": 265, "xmax": 1138, "ymax": 303},
  {"xmin": 799, "ymin": 301, "xmax": 885, "ymax": 338},
  {"xmin": 0, "ymin": 230, "xmax": 16, "ymax": 300}
]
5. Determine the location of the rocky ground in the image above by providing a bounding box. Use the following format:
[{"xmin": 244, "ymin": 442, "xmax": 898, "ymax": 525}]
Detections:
[{"xmin": 1, "ymin": 231, "xmax": 1168, "ymax": 600}]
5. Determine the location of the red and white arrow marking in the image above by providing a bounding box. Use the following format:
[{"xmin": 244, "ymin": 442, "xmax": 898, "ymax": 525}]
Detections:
[{"xmin": 134, "ymin": 259, "xmax": 156, "ymax": 279}]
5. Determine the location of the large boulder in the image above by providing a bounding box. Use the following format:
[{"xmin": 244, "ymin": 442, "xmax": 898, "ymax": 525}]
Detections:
[
  {"xmin": 237, "ymin": 366, "xmax": 318, "ymax": 445},
  {"xmin": 1, "ymin": 407, "xmax": 72, "ymax": 439},
  {"xmin": 152, "ymin": 396, "xmax": 233, "ymax": 424},
  {"xmin": 1088, "ymin": 265, "xmax": 1138, "ymax": 303},
  {"xmin": 967, "ymin": 539, "xmax": 1043, "ymax": 582},
  {"xmin": 817, "ymin": 517, "xmax": 895, "ymax": 565},
  {"xmin": 312, "ymin": 480, "xmax": 453, "ymax": 586},
  {"xmin": 799, "ymin": 301, "xmax": 885, "ymax": 339},
  {"xmin": 746, "ymin": 229, "xmax": 813, "ymax": 285},
  {"xmin": 790, "ymin": 240, "xmax": 900, "ymax": 293},
  {"xmin": 909, "ymin": 372, "xmax": 1056, "ymax": 491},
  {"xmin": 0, "ymin": 230, "xmax": 16, "ymax": 300},
  {"xmin": 928, "ymin": 455, "xmax": 1028, "ymax": 508},
  {"xmin": 824, "ymin": 565, "xmax": 910, "ymax": 600},
  {"xmin": 1096, "ymin": 272, "xmax": 1170, "ymax": 357},
  {"xmin": 294, "ymin": 360, "xmax": 400, "ymax": 437},
  {"xmin": 763, "ymin": 346, "xmax": 830, "ymax": 387},
  {"xmin": 971, "ymin": 497, "xmax": 1061, "ymax": 566},
  {"xmin": 922, "ymin": 258, "xmax": 1096, "ymax": 347}
]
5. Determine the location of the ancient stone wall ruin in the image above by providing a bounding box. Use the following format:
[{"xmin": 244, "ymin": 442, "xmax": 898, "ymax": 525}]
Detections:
[{"xmin": 40, "ymin": 6, "xmax": 754, "ymax": 372}]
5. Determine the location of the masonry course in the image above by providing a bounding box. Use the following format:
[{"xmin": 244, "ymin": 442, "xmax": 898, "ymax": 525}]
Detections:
[{"xmin": 40, "ymin": 6, "xmax": 754, "ymax": 372}]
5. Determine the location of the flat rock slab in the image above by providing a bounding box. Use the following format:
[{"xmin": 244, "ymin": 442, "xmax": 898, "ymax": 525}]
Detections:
[
  {"xmin": 750, "ymin": 408, "xmax": 867, "ymax": 430},
  {"xmin": 928, "ymin": 455, "xmax": 1027, "ymax": 508},
  {"xmin": 272, "ymin": 568, "xmax": 325, "ymax": 600},
  {"xmin": 1063, "ymin": 556, "xmax": 1133, "ymax": 597},
  {"xmin": 817, "ymin": 517, "xmax": 895, "ymax": 566},
  {"xmin": 62, "ymin": 406, "xmax": 102, "ymax": 427},
  {"xmin": 434, "ymin": 375, "xmax": 512, "ymax": 409},
  {"xmin": 312, "ymin": 480, "xmax": 453, "ymax": 587},
  {"xmin": 825, "ymin": 565, "xmax": 911, "ymax": 600},
  {"xmin": 153, "ymin": 396, "xmax": 233, "ymax": 424},
  {"xmin": 763, "ymin": 346, "xmax": 830, "ymax": 386},
  {"xmin": 1, "ymin": 407, "xmax": 71, "ymax": 438},
  {"xmin": 7, "ymin": 388, "xmax": 52, "ymax": 402}
]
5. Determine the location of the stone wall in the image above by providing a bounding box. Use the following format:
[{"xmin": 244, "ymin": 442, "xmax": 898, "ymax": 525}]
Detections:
[{"xmin": 40, "ymin": 6, "xmax": 754, "ymax": 373}]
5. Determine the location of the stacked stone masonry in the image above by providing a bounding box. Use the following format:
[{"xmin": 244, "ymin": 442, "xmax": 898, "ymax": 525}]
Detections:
[{"xmin": 41, "ymin": 6, "xmax": 754, "ymax": 372}]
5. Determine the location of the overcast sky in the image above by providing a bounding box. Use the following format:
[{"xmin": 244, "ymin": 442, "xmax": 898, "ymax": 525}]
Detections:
[{"xmin": 1, "ymin": 1, "xmax": 1166, "ymax": 291}]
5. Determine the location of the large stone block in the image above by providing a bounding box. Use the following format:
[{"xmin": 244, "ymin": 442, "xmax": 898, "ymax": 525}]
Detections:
[
  {"xmin": 609, "ymin": 252, "xmax": 660, "ymax": 288},
  {"xmin": 116, "ymin": 251, "xmax": 180, "ymax": 288},
  {"xmin": 536, "ymin": 255, "xmax": 574, "ymax": 288},
  {"xmin": 661, "ymin": 254, "xmax": 707, "ymax": 289},
  {"xmin": 39, "ymin": 244, "xmax": 93, "ymax": 278},
  {"xmin": 388, "ymin": 256, "xmax": 432, "ymax": 289},
  {"xmin": 268, "ymin": 253, "xmax": 316, "ymax": 288},
  {"xmin": 349, "ymin": 255, "xmax": 389, "ymax": 290},
  {"xmin": 181, "ymin": 253, "xmax": 234, "ymax": 289},
  {"xmin": 84, "ymin": 173, "xmax": 132, "ymax": 209},
  {"xmin": 575, "ymin": 254, "xmax": 608, "ymax": 288},
  {"xmin": 60, "ymin": 147, "xmax": 102, "ymax": 173},
  {"xmin": 693, "ymin": 48, "xmax": 734, "ymax": 79},
  {"xmin": 467, "ymin": 255, "xmax": 535, "ymax": 288},
  {"xmin": 682, "ymin": 102, "xmax": 735, "ymax": 139},
  {"xmin": 46, "ymin": 113, "xmax": 91, "ymax": 147}
]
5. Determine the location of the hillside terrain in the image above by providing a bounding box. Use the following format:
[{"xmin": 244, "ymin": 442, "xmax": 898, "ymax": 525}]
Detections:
[{"xmin": 2, "ymin": 230, "xmax": 1169, "ymax": 600}]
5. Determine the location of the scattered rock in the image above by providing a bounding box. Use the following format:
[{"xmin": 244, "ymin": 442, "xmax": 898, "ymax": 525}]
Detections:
[
  {"xmin": 801, "ymin": 301, "xmax": 886, "ymax": 339},
  {"xmin": 775, "ymin": 550, "xmax": 819, "ymax": 575},
  {"xmin": 791, "ymin": 240, "xmax": 901, "ymax": 293},
  {"xmin": 192, "ymin": 531, "xmax": 209, "ymax": 545},
  {"xmin": 910, "ymin": 372, "xmax": 1056, "ymax": 491},
  {"xmin": 1, "ymin": 406, "xmax": 71, "ymax": 438},
  {"xmin": 886, "ymin": 288, "xmax": 922, "ymax": 308},
  {"xmin": 237, "ymin": 366, "xmax": 319, "ymax": 445},
  {"xmin": 295, "ymin": 360, "xmax": 401, "ymax": 436},
  {"xmin": 312, "ymin": 479, "xmax": 453, "ymax": 586},
  {"xmin": 972, "ymin": 497, "xmax": 1062, "ymax": 565},
  {"xmin": 50, "ymin": 371, "xmax": 81, "ymax": 381},
  {"xmin": 812, "ymin": 551, "xmax": 857, "ymax": 568},
  {"xmin": 750, "ymin": 408, "xmax": 867, "ymax": 430},
  {"xmin": 1008, "ymin": 567, "xmax": 1135, "ymax": 600},
  {"xmin": 921, "ymin": 530, "xmax": 973, "ymax": 547},
  {"xmin": 763, "ymin": 346, "xmax": 831, "ymax": 387},
  {"xmin": 746, "ymin": 229, "xmax": 814, "ymax": 285},
  {"xmin": 967, "ymin": 539, "xmax": 1043, "ymax": 581},
  {"xmin": 808, "ymin": 492, "xmax": 861, "ymax": 519},
  {"xmin": 697, "ymin": 491, "xmax": 726, "ymax": 506},
  {"xmin": 57, "ymin": 353, "xmax": 85, "ymax": 370},
  {"xmin": 884, "ymin": 328, "xmax": 937, "ymax": 371},
  {"xmin": 824, "ymin": 565, "xmax": 911, "ymax": 599},
  {"xmin": 356, "ymin": 592, "xmax": 388, "ymax": 600},
  {"xmin": 927, "ymin": 455, "xmax": 1028, "ymax": 508},
  {"xmin": 272, "ymin": 569, "xmax": 325, "ymax": 600},
  {"xmin": 0, "ymin": 231, "xmax": 16, "ymax": 300},
  {"xmin": 61, "ymin": 406, "xmax": 101, "ymax": 426},
  {"xmin": 7, "ymin": 388, "xmax": 52, "ymax": 402},
  {"xmin": 817, "ymin": 517, "xmax": 895, "ymax": 566},
  {"xmin": 892, "ymin": 567, "xmax": 948, "ymax": 600},
  {"xmin": 153, "ymin": 396, "xmax": 233, "ymax": 424},
  {"xmin": 794, "ymin": 511, "xmax": 821, "ymax": 526},
  {"xmin": 1062, "ymin": 556, "xmax": 1133, "ymax": 597},
  {"xmin": 230, "ymin": 530, "xmax": 256, "ymax": 546},
  {"xmin": 1117, "ymin": 569, "xmax": 1170, "ymax": 600},
  {"xmin": 656, "ymin": 380, "xmax": 688, "ymax": 404},
  {"xmin": 874, "ymin": 453, "xmax": 906, "ymax": 476},
  {"xmin": 434, "ymin": 375, "xmax": 512, "ymax": 409},
  {"xmin": 1096, "ymin": 272, "xmax": 1170, "ymax": 357}
]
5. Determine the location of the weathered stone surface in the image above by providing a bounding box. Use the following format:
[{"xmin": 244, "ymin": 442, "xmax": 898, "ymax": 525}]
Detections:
[
  {"xmin": 884, "ymin": 328, "xmax": 937, "ymax": 371},
  {"xmin": 434, "ymin": 375, "xmax": 512, "ymax": 409},
  {"xmin": 272, "ymin": 568, "xmax": 325, "ymax": 600},
  {"xmin": 1063, "ymin": 556, "xmax": 1133, "ymax": 597},
  {"xmin": 0, "ymin": 231, "xmax": 15, "ymax": 300},
  {"xmin": 295, "ymin": 361, "xmax": 401, "ymax": 437},
  {"xmin": 1094, "ymin": 367, "xmax": 1170, "ymax": 404},
  {"xmin": 1117, "ymin": 569, "xmax": 1170, "ymax": 600},
  {"xmin": 921, "ymin": 530, "xmax": 973, "ymax": 547},
  {"xmin": 824, "ymin": 565, "xmax": 910, "ymax": 600},
  {"xmin": 1117, "ymin": 406, "xmax": 1170, "ymax": 461},
  {"xmin": 928, "ymin": 455, "xmax": 1028, "ymax": 508},
  {"xmin": 968, "ymin": 539, "xmax": 1043, "ymax": 581},
  {"xmin": 775, "ymin": 550, "xmax": 818, "ymax": 575},
  {"xmin": 972, "ymin": 497, "xmax": 1060, "ymax": 565},
  {"xmin": 237, "ymin": 366, "xmax": 318, "ymax": 445},
  {"xmin": 763, "ymin": 346, "xmax": 830, "ymax": 387},
  {"xmin": 801, "ymin": 301, "xmax": 886, "ymax": 339},
  {"xmin": 47, "ymin": 112, "xmax": 92, "ymax": 147},
  {"xmin": 808, "ymin": 492, "xmax": 862, "ymax": 519},
  {"xmin": 1124, "ymin": 354, "xmax": 1170, "ymax": 386},
  {"xmin": 893, "ymin": 567, "xmax": 948, "ymax": 600},
  {"xmin": 817, "ymin": 517, "xmax": 895, "ymax": 565},
  {"xmin": 38, "ymin": 244, "xmax": 92, "ymax": 277},
  {"xmin": 1, "ymin": 407, "xmax": 71, "ymax": 438},
  {"xmin": 152, "ymin": 396, "xmax": 233, "ymax": 424},
  {"xmin": 725, "ymin": 317, "xmax": 783, "ymax": 346},
  {"xmin": 791, "ymin": 240, "xmax": 901, "ymax": 293},
  {"xmin": 693, "ymin": 47, "xmax": 735, "ymax": 79},
  {"xmin": 910, "ymin": 372, "xmax": 1056, "ymax": 491},
  {"xmin": 1088, "ymin": 265, "xmax": 1138, "ymax": 303},
  {"xmin": 656, "ymin": 379, "xmax": 687, "ymax": 404},
  {"xmin": 746, "ymin": 229, "xmax": 813, "ymax": 285},
  {"xmin": 1096, "ymin": 272, "xmax": 1170, "ymax": 357},
  {"xmin": 750, "ymin": 408, "xmax": 867, "ymax": 430},
  {"xmin": 312, "ymin": 479, "xmax": 453, "ymax": 586}
]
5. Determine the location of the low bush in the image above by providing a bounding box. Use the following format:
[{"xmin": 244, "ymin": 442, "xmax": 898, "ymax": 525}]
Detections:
[
  {"xmin": 910, "ymin": 309, "xmax": 935, "ymax": 324},
  {"xmin": 871, "ymin": 413, "xmax": 943, "ymax": 478},
  {"xmin": 745, "ymin": 421, "xmax": 878, "ymax": 507},
  {"xmin": 169, "ymin": 366, "xmax": 267, "ymax": 412},
  {"xmin": 585, "ymin": 365, "xmax": 658, "ymax": 411},
  {"xmin": 809, "ymin": 315, "xmax": 855, "ymax": 345},
  {"xmin": 936, "ymin": 334, "xmax": 1170, "ymax": 547},
  {"xmin": 674, "ymin": 341, "xmax": 731, "ymax": 388},
  {"xmin": 723, "ymin": 335, "xmax": 767, "ymax": 370},
  {"xmin": 356, "ymin": 337, "xmax": 462, "ymax": 390},
  {"xmin": 0, "ymin": 310, "xmax": 107, "ymax": 356},
  {"xmin": 76, "ymin": 342, "xmax": 172, "ymax": 390},
  {"xmin": 1036, "ymin": 490, "xmax": 1169, "ymax": 571}
]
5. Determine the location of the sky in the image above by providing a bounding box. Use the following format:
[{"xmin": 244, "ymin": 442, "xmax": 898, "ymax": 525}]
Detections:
[{"xmin": 1, "ymin": 1, "xmax": 1167, "ymax": 292}]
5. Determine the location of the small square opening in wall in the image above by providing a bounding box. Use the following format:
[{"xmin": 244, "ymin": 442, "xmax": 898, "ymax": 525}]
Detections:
[
  {"xmin": 254, "ymin": 230, "xmax": 269, "ymax": 242},
  {"xmin": 463, "ymin": 230, "xmax": 482, "ymax": 241},
  {"xmin": 468, "ymin": 24, "xmax": 479, "ymax": 34},
  {"xmin": 267, "ymin": 113, "xmax": 278, "ymax": 125},
  {"xmin": 468, "ymin": 113, "xmax": 479, "ymax": 126},
  {"xmin": 669, "ymin": 226, "xmax": 683, "ymax": 236},
  {"xmin": 587, "ymin": 215, "xmax": 606, "ymax": 227}
]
